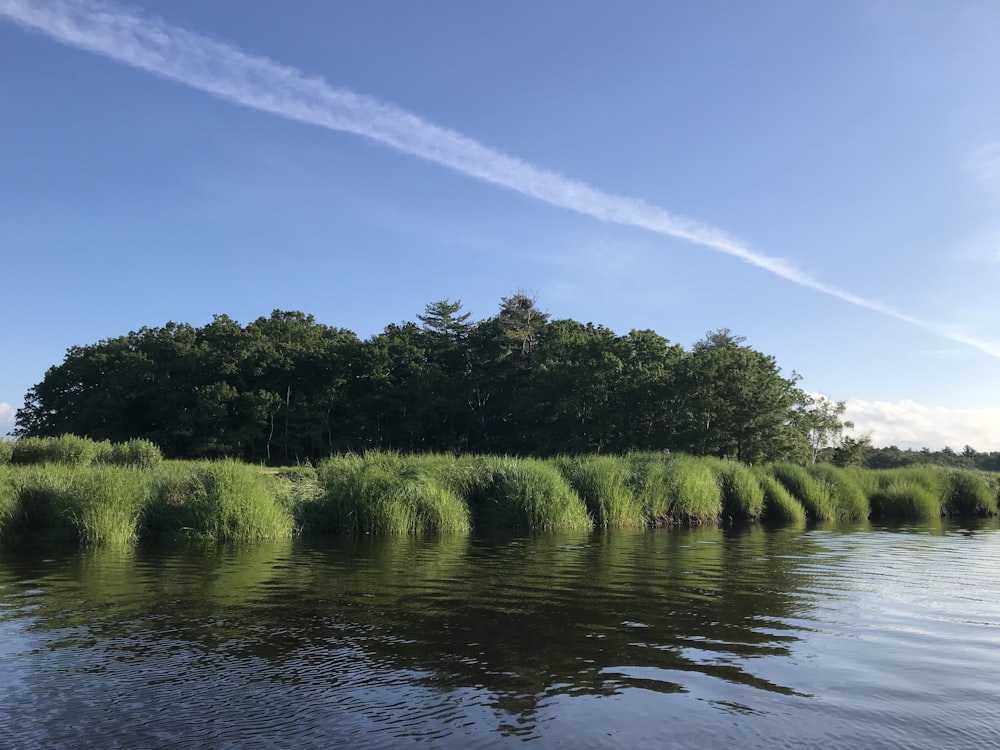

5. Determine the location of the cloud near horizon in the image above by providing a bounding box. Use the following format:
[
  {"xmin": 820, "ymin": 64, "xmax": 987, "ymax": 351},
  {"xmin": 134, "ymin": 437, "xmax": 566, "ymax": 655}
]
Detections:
[
  {"xmin": 0, "ymin": 402, "xmax": 15, "ymax": 437},
  {"xmin": 3, "ymin": 0, "xmax": 1000, "ymax": 360},
  {"xmin": 844, "ymin": 399, "xmax": 1000, "ymax": 452}
]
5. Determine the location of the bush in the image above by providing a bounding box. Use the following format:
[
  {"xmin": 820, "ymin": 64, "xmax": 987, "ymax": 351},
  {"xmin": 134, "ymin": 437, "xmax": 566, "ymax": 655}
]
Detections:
[{"xmin": 0, "ymin": 440, "xmax": 13, "ymax": 466}]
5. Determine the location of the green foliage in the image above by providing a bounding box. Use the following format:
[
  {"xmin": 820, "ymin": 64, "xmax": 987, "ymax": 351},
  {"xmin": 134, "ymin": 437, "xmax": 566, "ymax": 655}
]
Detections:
[
  {"xmin": 315, "ymin": 453, "xmax": 471, "ymax": 535},
  {"xmin": 15, "ymin": 299, "xmax": 838, "ymax": 464},
  {"xmin": 869, "ymin": 479, "xmax": 941, "ymax": 521},
  {"xmin": 768, "ymin": 463, "xmax": 836, "ymax": 521},
  {"xmin": 555, "ymin": 455, "xmax": 645, "ymax": 528},
  {"xmin": 446, "ymin": 455, "xmax": 591, "ymax": 532},
  {"xmin": 711, "ymin": 459, "xmax": 765, "ymax": 521},
  {"xmin": 755, "ymin": 469, "xmax": 807, "ymax": 524},
  {"xmin": 0, "ymin": 440, "xmax": 13, "ymax": 465},
  {"xmin": 146, "ymin": 460, "xmax": 293, "ymax": 541},
  {"xmin": 944, "ymin": 470, "xmax": 998, "ymax": 516},
  {"xmin": 806, "ymin": 464, "xmax": 869, "ymax": 521}
]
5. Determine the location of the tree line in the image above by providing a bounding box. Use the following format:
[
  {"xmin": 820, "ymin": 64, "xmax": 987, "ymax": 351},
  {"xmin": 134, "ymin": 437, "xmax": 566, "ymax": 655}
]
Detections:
[{"xmin": 15, "ymin": 295, "xmax": 851, "ymax": 464}]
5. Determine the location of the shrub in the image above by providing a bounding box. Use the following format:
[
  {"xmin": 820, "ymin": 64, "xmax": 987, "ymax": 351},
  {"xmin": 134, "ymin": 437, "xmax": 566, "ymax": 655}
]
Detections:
[{"xmin": 0, "ymin": 440, "xmax": 13, "ymax": 466}]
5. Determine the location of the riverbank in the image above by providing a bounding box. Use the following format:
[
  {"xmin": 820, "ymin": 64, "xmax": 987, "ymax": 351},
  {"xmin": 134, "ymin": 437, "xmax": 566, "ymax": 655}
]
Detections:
[{"xmin": 1, "ymin": 436, "xmax": 998, "ymax": 546}]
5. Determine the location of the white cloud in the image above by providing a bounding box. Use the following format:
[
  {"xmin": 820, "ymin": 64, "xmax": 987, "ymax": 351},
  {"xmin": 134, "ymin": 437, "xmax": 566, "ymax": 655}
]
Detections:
[
  {"xmin": 844, "ymin": 398, "xmax": 1000, "ymax": 451},
  {"xmin": 0, "ymin": 402, "xmax": 15, "ymax": 437},
  {"xmin": 3, "ymin": 0, "xmax": 1000, "ymax": 358}
]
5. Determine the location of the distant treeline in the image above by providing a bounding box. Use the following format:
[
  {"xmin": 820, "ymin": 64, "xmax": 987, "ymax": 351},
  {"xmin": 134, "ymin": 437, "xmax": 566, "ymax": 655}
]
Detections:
[{"xmin": 17, "ymin": 296, "xmax": 852, "ymax": 464}]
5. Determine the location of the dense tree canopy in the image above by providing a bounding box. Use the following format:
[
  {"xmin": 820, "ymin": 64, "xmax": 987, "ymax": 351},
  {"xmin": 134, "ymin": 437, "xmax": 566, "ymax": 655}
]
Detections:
[{"xmin": 16, "ymin": 298, "xmax": 839, "ymax": 464}]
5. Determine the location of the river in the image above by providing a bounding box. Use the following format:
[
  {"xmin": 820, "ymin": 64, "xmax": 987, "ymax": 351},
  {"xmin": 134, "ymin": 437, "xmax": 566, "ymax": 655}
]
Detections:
[{"xmin": 1, "ymin": 521, "xmax": 998, "ymax": 748}]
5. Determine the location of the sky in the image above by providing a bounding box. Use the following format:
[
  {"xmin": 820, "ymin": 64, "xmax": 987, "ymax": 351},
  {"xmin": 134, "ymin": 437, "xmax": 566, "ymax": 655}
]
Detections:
[{"xmin": 1, "ymin": 0, "xmax": 999, "ymax": 449}]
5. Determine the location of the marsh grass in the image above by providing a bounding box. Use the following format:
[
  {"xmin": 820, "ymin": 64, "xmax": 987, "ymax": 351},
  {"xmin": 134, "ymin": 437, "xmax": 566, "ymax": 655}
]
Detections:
[
  {"xmin": 807, "ymin": 464, "xmax": 869, "ymax": 521},
  {"xmin": 0, "ymin": 440, "xmax": 13, "ymax": 466},
  {"xmin": 146, "ymin": 460, "xmax": 293, "ymax": 541},
  {"xmin": 316, "ymin": 453, "xmax": 471, "ymax": 535},
  {"xmin": 661, "ymin": 456, "xmax": 722, "ymax": 525},
  {"xmin": 944, "ymin": 470, "xmax": 997, "ymax": 516},
  {"xmin": 711, "ymin": 459, "xmax": 765, "ymax": 521},
  {"xmin": 62, "ymin": 466, "xmax": 151, "ymax": 546},
  {"xmin": 755, "ymin": 470, "xmax": 807, "ymax": 524},
  {"xmin": 623, "ymin": 454, "xmax": 673, "ymax": 521},
  {"xmin": 555, "ymin": 456, "xmax": 645, "ymax": 528},
  {"xmin": 768, "ymin": 463, "xmax": 836, "ymax": 521},
  {"xmin": 869, "ymin": 478, "xmax": 941, "ymax": 520},
  {"xmin": 445, "ymin": 455, "xmax": 591, "ymax": 532},
  {"xmin": 95, "ymin": 438, "xmax": 163, "ymax": 470}
]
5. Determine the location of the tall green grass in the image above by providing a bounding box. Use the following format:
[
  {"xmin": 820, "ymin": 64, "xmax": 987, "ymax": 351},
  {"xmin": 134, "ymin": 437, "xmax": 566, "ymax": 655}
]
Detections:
[
  {"xmin": 944, "ymin": 469, "xmax": 997, "ymax": 516},
  {"xmin": 869, "ymin": 478, "xmax": 941, "ymax": 520},
  {"xmin": 146, "ymin": 460, "xmax": 294, "ymax": 541},
  {"xmin": 660, "ymin": 456, "xmax": 722, "ymax": 525},
  {"xmin": 711, "ymin": 459, "xmax": 765, "ymax": 522},
  {"xmin": 806, "ymin": 464, "xmax": 869, "ymax": 521},
  {"xmin": 315, "ymin": 453, "xmax": 471, "ymax": 535},
  {"xmin": 555, "ymin": 456, "xmax": 645, "ymax": 528},
  {"xmin": 767, "ymin": 463, "xmax": 837, "ymax": 521},
  {"xmin": 7, "ymin": 434, "xmax": 163, "ymax": 469},
  {"xmin": 755, "ymin": 469, "xmax": 807, "ymax": 524},
  {"xmin": 0, "ymin": 440, "xmax": 13, "ymax": 466},
  {"xmin": 445, "ymin": 455, "xmax": 591, "ymax": 532}
]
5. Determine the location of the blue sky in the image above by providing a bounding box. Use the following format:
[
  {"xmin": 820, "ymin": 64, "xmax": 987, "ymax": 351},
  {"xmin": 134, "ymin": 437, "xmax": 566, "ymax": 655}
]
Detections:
[{"xmin": 2, "ymin": 0, "xmax": 999, "ymax": 449}]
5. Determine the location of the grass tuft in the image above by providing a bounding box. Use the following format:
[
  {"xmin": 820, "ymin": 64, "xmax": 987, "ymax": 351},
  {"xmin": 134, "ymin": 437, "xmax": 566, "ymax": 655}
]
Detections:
[
  {"xmin": 869, "ymin": 478, "xmax": 941, "ymax": 520},
  {"xmin": 768, "ymin": 463, "xmax": 836, "ymax": 521},
  {"xmin": 711, "ymin": 459, "xmax": 765, "ymax": 521},
  {"xmin": 755, "ymin": 469, "xmax": 807, "ymax": 524},
  {"xmin": 807, "ymin": 464, "xmax": 870, "ymax": 521},
  {"xmin": 555, "ymin": 456, "xmax": 645, "ymax": 528}
]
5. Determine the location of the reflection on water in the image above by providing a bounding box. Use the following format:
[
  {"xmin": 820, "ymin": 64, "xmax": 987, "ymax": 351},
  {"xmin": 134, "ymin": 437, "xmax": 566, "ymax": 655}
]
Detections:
[{"xmin": 1, "ymin": 521, "xmax": 999, "ymax": 748}]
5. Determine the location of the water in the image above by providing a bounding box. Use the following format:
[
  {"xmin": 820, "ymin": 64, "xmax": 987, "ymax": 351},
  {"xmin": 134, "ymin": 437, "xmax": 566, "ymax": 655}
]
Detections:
[{"xmin": 1, "ymin": 521, "xmax": 999, "ymax": 748}]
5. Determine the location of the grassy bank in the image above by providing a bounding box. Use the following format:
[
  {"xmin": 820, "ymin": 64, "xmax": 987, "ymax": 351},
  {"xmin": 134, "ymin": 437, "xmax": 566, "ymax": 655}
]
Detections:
[{"xmin": 1, "ymin": 436, "xmax": 998, "ymax": 546}]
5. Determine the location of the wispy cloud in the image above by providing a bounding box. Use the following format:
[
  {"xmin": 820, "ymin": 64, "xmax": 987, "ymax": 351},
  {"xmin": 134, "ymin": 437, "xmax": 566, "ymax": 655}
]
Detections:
[
  {"xmin": 0, "ymin": 402, "xmax": 15, "ymax": 437},
  {"xmin": 3, "ymin": 0, "xmax": 1000, "ymax": 357},
  {"xmin": 965, "ymin": 140, "xmax": 1000, "ymax": 195},
  {"xmin": 845, "ymin": 398, "xmax": 1000, "ymax": 451}
]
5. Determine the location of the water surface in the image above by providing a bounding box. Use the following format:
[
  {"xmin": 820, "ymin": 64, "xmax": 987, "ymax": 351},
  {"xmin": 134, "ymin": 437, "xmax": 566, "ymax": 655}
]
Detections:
[{"xmin": 1, "ymin": 521, "xmax": 998, "ymax": 748}]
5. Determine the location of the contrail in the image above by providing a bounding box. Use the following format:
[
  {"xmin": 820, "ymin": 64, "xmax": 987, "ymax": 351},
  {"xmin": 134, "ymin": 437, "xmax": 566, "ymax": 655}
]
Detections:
[{"xmin": 3, "ymin": 0, "xmax": 998, "ymax": 359}]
